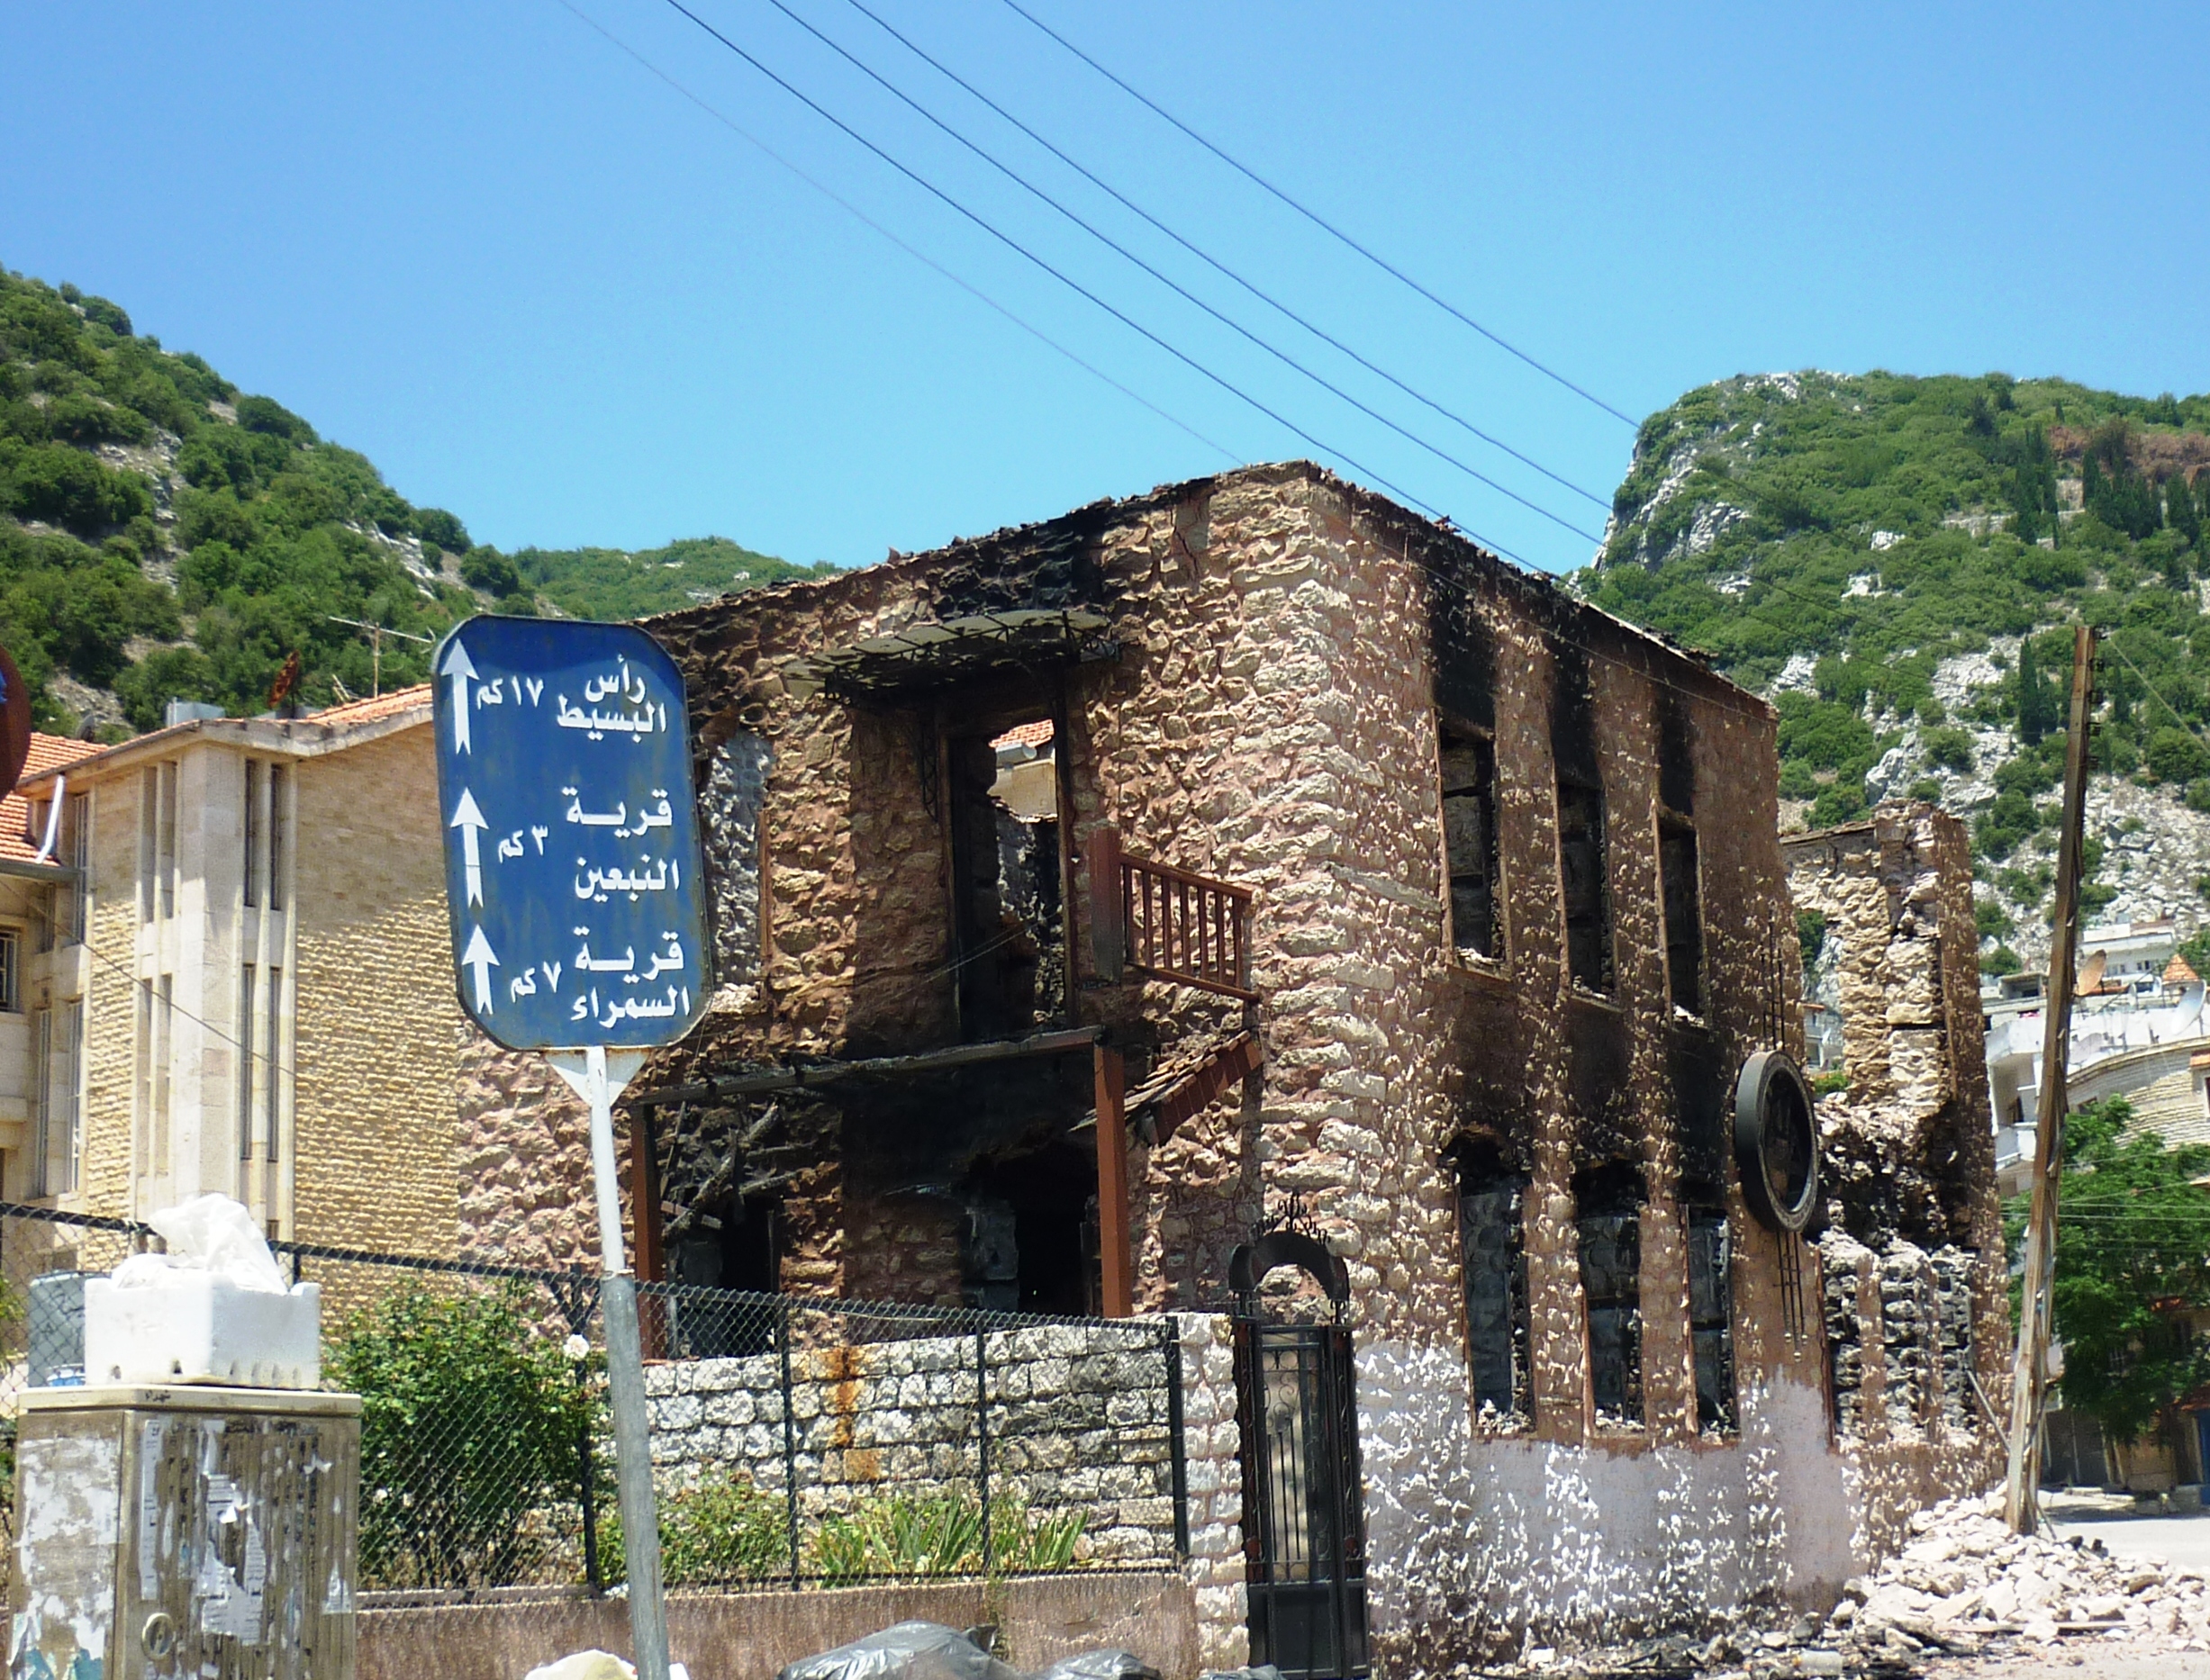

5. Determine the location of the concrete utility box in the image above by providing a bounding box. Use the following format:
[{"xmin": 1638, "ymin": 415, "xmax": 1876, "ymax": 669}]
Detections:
[{"xmin": 11, "ymin": 1385, "xmax": 360, "ymax": 1680}]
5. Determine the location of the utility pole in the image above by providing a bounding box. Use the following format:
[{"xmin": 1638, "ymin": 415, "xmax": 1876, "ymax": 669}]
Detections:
[{"xmin": 2005, "ymin": 621, "xmax": 2097, "ymax": 1533}]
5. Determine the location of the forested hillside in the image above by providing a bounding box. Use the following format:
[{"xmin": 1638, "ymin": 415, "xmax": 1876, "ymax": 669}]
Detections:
[
  {"xmin": 0, "ymin": 266, "xmax": 819, "ymax": 735},
  {"xmin": 1581, "ymin": 370, "xmax": 2210, "ymax": 972}
]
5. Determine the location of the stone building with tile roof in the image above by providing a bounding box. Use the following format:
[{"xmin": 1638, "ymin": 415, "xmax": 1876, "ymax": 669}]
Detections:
[{"xmin": 6, "ymin": 685, "xmax": 482, "ymax": 1260}]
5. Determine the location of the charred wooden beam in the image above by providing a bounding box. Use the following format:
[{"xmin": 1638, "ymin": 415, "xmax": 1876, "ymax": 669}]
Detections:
[{"xmin": 629, "ymin": 1025, "xmax": 1107, "ymax": 1107}]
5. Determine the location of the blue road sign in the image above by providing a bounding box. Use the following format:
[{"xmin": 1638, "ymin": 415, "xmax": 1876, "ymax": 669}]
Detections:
[{"xmin": 431, "ymin": 616, "xmax": 710, "ymax": 1052}]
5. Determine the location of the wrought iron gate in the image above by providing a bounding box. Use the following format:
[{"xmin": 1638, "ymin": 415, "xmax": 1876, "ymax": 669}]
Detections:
[{"xmin": 1230, "ymin": 1232, "xmax": 1369, "ymax": 1680}]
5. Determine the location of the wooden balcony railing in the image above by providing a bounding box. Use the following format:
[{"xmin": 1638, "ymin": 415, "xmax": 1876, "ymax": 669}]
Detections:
[{"xmin": 1089, "ymin": 827, "xmax": 1256, "ymax": 1001}]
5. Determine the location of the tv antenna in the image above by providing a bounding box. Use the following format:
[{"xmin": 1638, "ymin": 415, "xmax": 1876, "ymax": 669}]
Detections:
[{"xmin": 327, "ymin": 617, "xmax": 432, "ymax": 697}]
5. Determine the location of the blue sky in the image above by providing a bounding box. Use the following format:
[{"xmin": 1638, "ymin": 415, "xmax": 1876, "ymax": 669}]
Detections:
[{"xmin": 7, "ymin": 2, "xmax": 2207, "ymax": 574}]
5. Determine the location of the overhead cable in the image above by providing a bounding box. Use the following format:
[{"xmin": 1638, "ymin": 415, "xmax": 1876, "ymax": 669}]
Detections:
[
  {"xmin": 654, "ymin": 0, "xmax": 1529, "ymax": 557},
  {"xmin": 729, "ymin": 0, "xmax": 1599, "ymax": 543},
  {"xmin": 834, "ymin": 0, "xmax": 1610, "ymax": 515},
  {"xmin": 997, "ymin": 0, "xmax": 1640, "ymax": 429},
  {"xmin": 557, "ymin": 0, "xmax": 1237, "ymax": 464}
]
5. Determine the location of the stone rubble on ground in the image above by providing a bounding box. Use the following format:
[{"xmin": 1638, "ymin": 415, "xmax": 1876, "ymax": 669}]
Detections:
[{"xmin": 1486, "ymin": 1490, "xmax": 2210, "ymax": 1676}]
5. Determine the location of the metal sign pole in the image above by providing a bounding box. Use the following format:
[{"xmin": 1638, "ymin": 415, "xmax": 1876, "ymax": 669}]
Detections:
[{"xmin": 554, "ymin": 1046, "xmax": 666, "ymax": 1680}]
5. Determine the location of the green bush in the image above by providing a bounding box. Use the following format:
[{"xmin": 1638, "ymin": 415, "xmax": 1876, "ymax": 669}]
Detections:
[
  {"xmin": 2145, "ymin": 727, "xmax": 2210, "ymax": 785},
  {"xmin": 412, "ymin": 506, "xmax": 471, "ymax": 554},
  {"xmin": 1796, "ymin": 908, "xmax": 1827, "ymax": 969},
  {"xmin": 460, "ymin": 548, "xmax": 528, "ymax": 599},
  {"xmin": 1807, "ymin": 780, "xmax": 1867, "ymax": 828},
  {"xmin": 810, "ymin": 1494, "xmax": 1085, "ymax": 1585},
  {"xmin": 3, "ymin": 443, "xmax": 149, "ymax": 530},
  {"xmin": 1981, "ymin": 944, "xmax": 2022, "ymax": 976},
  {"xmin": 328, "ymin": 1284, "xmax": 595, "ymax": 1590},
  {"xmin": 1921, "ymin": 727, "xmax": 1976, "ymax": 772},
  {"xmin": 601, "ymin": 1473, "xmax": 789, "ymax": 1586}
]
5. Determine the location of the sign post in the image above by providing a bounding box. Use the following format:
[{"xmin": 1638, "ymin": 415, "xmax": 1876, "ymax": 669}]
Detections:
[{"xmin": 432, "ymin": 616, "xmax": 710, "ymax": 1680}]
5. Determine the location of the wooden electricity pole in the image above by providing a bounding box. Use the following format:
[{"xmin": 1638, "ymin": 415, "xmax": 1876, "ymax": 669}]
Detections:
[{"xmin": 2005, "ymin": 621, "xmax": 2097, "ymax": 1533}]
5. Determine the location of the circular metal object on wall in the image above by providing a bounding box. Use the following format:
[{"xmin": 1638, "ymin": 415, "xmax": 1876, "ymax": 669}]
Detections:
[
  {"xmin": 0, "ymin": 647, "xmax": 31, "ymax": 804},
  {"xmin": 1734, "ymin": 1048, "xmax": 1820, "ymax": 1233}
]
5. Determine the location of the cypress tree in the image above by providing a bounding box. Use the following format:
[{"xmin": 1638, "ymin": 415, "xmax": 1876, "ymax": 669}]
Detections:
[
  {"xmin": 2171, "ymin": 474, "xmax": 2203, "ymax": 547},
  {"xmin": 2018, "ymin": 637, "xmax": 2046, "ymax": 745}
]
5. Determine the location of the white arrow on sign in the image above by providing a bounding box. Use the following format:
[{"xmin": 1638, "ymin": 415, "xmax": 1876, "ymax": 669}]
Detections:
[
  {"xmin": 462, "ymin": 924, "xmax": 499, "ymax": 1013},
  {"xmin": 449, "ymin": 787, "xmax": 487, "ymax": 907},
  {"xmin": 441, "ymin": 637, "xmax": 476, "ymax": 754}
]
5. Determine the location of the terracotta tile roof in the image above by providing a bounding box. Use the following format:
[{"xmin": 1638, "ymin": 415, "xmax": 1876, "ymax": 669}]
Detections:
[
  {"xmin": 305, "ymin": 683, "xmax": 432, "ymax": 727},
  {"xmin": 992, "ymin": 718, "xmax": 1055, "ymax": 751},
  {"xmin": 0, "ymin": 734, "xmax": 105, "ymax": 863},
  {"xmin": 2168, "ymin": 952, "xmax": 2201, "ymax": 988}
]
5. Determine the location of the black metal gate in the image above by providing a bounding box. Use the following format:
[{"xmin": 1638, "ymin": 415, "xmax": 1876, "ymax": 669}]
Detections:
[{"xmin": 1230, "ymin": 1233, "xmax": 1369, "ymax": 1680}]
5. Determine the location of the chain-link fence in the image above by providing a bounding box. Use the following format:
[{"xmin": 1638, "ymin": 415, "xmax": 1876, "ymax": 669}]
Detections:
[{"xmin": 0, "ymin": 1204, "xmax": 1189, "ymax": 1597}]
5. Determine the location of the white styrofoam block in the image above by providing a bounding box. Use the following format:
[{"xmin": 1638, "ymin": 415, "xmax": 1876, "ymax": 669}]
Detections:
[{"xmin": 82, "ymin": 1275, "xmax": 322, "ymax": 1390}]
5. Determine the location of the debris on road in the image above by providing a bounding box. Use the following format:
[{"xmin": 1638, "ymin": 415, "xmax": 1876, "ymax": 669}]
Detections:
[{"xmin": 1482, "ymin": 1492, "xmax": 2210, "ymax": 1675}]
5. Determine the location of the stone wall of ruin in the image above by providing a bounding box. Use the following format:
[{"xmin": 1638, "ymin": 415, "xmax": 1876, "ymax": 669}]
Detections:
[
  {"xmin": 1788, "ymin": 805, "xmax": 2010, "ymax": 1562},
  {"xmin": 492, "ymin": 465, "xmax": 1990, "ymax": 1665}
]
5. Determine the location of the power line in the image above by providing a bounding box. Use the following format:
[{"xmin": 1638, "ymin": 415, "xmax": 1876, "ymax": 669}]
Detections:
[
  {"xmin": 832, "ymin": 0, "xmax": 1610, "ymax": 516},
  {"xmin": 996, "ymin": 0, "xmax": 1640, "ymax": 429},
  {"xmin": 725, "ymin": 0, "xmax": 1599, "ymax": 544},
  {"xmin": 653, "ymin": 0, "xmax": 1523, "ymax": 560},
  {"xmin": 557, "ymin": 0, "xmax": 1238, "ymax": 465}
]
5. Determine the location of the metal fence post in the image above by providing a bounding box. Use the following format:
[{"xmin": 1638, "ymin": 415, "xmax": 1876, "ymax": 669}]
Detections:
[
  {"xmin": 974, "ymin": 1328, "xmax": 992, "ymax": 1570},
  {"xmin": 1164, "ymin": 1318, "xmax": 1190, "ymax": 1558},
  {"xmin": 567, "ymin": 1269, "xmax": 603, "ymax": 1595},
  {"xmin": 780, "ymin": 1297, "xmax": 801, "ymax": 1587}
]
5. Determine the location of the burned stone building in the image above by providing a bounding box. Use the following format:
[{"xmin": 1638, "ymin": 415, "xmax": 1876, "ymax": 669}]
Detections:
[
  {"xmin": 1785, "ymin": 806, "xmax": 2008, "ymax": 1529},
  {"xmin": 532, "ymin": 464, "xmax": 2008, "ymax": 1666}
]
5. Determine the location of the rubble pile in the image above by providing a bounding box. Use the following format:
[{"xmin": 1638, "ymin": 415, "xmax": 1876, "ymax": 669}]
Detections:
[
  {"xmin": 1827, "ymin": 1490, "xmax": 2210, "ymax": 1664},
  {"xmin": 1498, "ymin": 1492, "xmax": 2210, "ymax": 1676}
]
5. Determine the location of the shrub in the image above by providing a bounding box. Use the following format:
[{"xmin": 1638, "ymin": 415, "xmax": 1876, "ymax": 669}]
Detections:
[
  {"xmin": 1796, "ymin": 908, "xmax": 1827, "ymax": 970},
  {"xmin": 113, "ymin": 646, "xmax": 219, "ymax": 733},
  {"xmin": 460, "ymin": 548, "xmax": 527, "ymax": 599},
  {"xmin": 328, "ymin": 1284, "xmax": 594, "ymax": 1589},
  {"xmin": 600, "ymin": 1473, "xmax": 788, "ymax": 1586},
  {"xmin": 1981, "ymin": 944, "xmax": 2022, "ymax": 977},
  {"xmin": 809, "ymin": 1494, "xmax": 1085, "ymax": 1585},
  {"xmin": 412, "ymin": 506, "xmax": 471, "ymax": 555},
  {"xmin": 1921, "ymin": 727, "xmax": 1976, "ymax": 772},
  {"xmin": 233, "ymin": 393, "xmax": 316, "ymax": 444},
  {"xmin": 2146, "ymin": 727, "xmax": 2210, "ymax": 786},
  {"xmin": 3, "ymin": 443, "xmax": 149, "ymax": 530},
  {"xmin": 1807, "ymin": 780, "xmax": 1867, "ymax": 828}
]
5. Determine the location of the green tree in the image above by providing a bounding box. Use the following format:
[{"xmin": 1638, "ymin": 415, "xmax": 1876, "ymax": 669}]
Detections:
[
  {"xmin": 327, "ymin": 1285, "xmax": 595, "ymax": 1589},
  {"xmin": 2016, "ymin": 637, "xmax": 2049, "ymax": 745},
  {"xmin": 2013, "ymin": 1097, "xmax": 2210, "ymax": 1442},
  {"xmin": 2171, "ymin": 474, "xmax": 2204, "ymax": 548},
  {"xmin": 2145, "ymin": 726, "xmax": 2210, "ymax": 785}
]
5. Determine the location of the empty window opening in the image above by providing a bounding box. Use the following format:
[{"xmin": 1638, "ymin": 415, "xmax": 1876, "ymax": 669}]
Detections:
[
  {"xmin": 666, "ymin": 1195, "xmax": 782, "ymax": 1357},
  {"xmin": 1687, "ymin": 1206, "xmax": 1736, "ymax": 1433},
  {"xmin": 1660, "ymin": 818, "xmax": 1703, "ymax": 1014},
  {"xmin": 0, "ymin": 927, "xmax": 19, "ymax": 1012},
  {"xmin": 1557, "ymin": 779, "xmax": 1613, "ymax": 993},
  {"xmin": 703, "ymin": 731, "xmax": 773, "ymax": 985},
  {"xmin": 1451, "ymin": 1139, "xmax": 1530, "ymax": 1424},
  {"xmin": 962, "ymin": 1142, "xmax": 1098, "ymax": 1316},
  {"xmin": 1933, "ymin": 1248, "xmax": 1979, "ymax": 1438},
  {"xmin": 1575, "ymin": 1161, "xmax": 1644, "ymax": 1426},
  {"xmin": 948, "ymin": 715, "xmax": 1064, "ymax": 1041},
  {"xmin": 1821, "ymin": 1236, "xmax": 1870, "ymax": 1438},
  {"xmin": 1438, "ymin": 725, "xmax": 1501, "ymax": 960}
]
